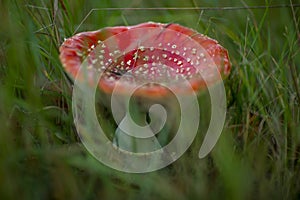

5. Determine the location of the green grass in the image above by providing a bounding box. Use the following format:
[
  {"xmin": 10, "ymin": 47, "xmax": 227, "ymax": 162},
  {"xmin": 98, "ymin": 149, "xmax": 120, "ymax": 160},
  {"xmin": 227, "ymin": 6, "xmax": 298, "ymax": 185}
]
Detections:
[{"xmin": 1, "ymin": 0, "xmax": 300, "ymax": 199}]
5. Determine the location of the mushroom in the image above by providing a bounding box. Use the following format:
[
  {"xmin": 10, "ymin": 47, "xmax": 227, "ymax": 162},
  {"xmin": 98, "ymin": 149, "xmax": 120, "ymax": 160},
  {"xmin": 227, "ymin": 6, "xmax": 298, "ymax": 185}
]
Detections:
[{"xmin": 59, "ymin": 22, "xmax": 230, "ymax": 154}]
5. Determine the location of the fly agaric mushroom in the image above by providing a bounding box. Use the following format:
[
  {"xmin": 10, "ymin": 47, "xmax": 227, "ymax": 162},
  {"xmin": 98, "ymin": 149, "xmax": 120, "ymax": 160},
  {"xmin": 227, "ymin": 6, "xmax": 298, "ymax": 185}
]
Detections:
[
  {"xmin": 59, "ymin": 22, "xmax": 230, "ymax": 153},
  {"xmin": 60, "ymin": 22, "xmax": 230, "ymax": 95}
]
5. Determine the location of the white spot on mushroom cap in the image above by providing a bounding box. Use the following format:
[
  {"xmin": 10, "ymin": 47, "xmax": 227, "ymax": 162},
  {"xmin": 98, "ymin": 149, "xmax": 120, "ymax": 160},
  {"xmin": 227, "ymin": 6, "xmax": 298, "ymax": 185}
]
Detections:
[
  {"xmin": 143, "ymin": 56, "xmax": 149, "ymax": 61},
  {"xmin": 139, "ymin": 46, "xmax": 145, "ymax": 51},
  {"xmin": 191, "ymin": 48, "xmax": 197, "ymax": 55}
]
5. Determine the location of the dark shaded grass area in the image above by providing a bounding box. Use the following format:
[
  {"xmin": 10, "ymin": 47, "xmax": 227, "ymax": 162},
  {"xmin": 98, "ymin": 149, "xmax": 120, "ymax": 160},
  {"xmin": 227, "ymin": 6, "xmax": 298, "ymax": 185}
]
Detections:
[{"xmin": 0, "ymin": 0, "xmax": 299, "ymax": 199}]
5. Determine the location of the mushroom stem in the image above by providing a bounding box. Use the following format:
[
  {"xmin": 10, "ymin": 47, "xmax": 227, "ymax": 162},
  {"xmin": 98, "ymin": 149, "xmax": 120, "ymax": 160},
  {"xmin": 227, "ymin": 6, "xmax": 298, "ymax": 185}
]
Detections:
[
  {"xmin": 113, "ymin": 122, "xmax": 162, "ymax": 153},
  {"xmin": 111, "ymin": 95, "xmax": 180, "ymax": 153}
]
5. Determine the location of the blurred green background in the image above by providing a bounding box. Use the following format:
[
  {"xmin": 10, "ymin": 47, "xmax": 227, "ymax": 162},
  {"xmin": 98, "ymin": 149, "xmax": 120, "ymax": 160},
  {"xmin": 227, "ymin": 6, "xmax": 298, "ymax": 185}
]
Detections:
[{"xmin": 0, "ymin": 0, "xmax": 299, "ymax": 199}]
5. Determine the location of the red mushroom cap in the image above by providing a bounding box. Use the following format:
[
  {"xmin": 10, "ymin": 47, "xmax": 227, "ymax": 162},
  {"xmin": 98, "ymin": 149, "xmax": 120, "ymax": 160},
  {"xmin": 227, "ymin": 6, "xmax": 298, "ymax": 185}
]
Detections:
[{"xmin": 59, "ymin": 22, "xmax": 230, "ymax": 98}]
